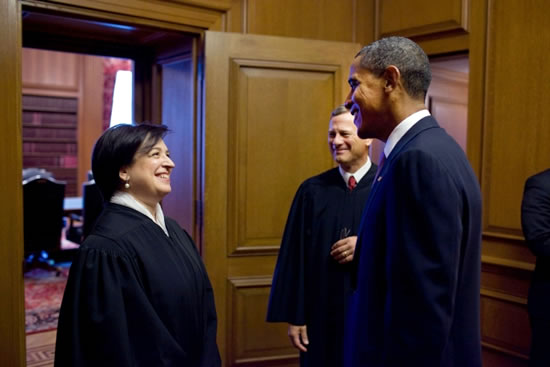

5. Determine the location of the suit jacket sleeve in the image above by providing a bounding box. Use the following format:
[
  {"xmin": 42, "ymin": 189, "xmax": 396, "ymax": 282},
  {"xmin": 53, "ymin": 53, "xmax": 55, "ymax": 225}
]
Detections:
[
  {"xmin": 383, "ymin": 150, "xmax": 465, "ymax": 365},
  {"xmin": 521, "ymin": 174, "xmax": 550, "ymax": 257}
]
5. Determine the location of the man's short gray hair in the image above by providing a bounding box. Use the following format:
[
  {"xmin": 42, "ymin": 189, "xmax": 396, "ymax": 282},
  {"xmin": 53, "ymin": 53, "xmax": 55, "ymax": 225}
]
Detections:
[
  {"xmin": 356, "ymin": 36, "xmax": 431, "ymax": 100},
  {"xmin": 331, "ymin": 104, "xmax": 350, "ymax": 118}
]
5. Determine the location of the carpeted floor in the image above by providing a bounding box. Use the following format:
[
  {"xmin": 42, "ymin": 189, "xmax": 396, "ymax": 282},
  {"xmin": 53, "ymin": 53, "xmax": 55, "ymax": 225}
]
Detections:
[
  {"xmin": 25, "ymin": 265, "xmax": 70, "ymax": 366},
  {"xmin": 24, "ymin": 266, "xmax": 69, "ymax": 334}
]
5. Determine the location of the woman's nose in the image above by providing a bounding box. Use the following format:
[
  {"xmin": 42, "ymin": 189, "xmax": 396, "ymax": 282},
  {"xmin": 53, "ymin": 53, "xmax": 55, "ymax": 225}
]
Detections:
[{"xmin": 164, "ymin": 156, "xmax": 175, "ymax": 168}]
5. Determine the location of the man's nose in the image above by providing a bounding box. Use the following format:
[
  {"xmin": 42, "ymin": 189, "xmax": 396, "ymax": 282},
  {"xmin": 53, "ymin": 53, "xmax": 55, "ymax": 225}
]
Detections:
[{"xmin": 344, "ymin": 91, "xmax": 353, "ymax": 110}]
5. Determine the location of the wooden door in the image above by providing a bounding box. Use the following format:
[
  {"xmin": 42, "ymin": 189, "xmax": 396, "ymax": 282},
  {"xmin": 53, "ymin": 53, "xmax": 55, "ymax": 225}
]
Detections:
[
  {"xmin": 427, "ymin": 58, "xmax": 469, "ymax": 152},
  {"xmin": 202, "ymin": 31, "xmax": 360, "ymax": 367},
  {"xmin": 152, "ymin": 40, "xmax": 198, "ymax": 239}
]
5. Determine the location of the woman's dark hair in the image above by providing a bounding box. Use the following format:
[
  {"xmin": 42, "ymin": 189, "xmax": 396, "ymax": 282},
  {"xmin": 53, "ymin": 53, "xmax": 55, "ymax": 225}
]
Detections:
[{"xmin": 91, "ymin": 123, "xmax": 169, "ymax": 201}]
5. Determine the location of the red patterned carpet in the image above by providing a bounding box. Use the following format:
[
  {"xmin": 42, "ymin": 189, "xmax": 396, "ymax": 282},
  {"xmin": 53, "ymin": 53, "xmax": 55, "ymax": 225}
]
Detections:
[{"xmin": 24, "ymin": 266, "xmax": 69, "ymax": 334}]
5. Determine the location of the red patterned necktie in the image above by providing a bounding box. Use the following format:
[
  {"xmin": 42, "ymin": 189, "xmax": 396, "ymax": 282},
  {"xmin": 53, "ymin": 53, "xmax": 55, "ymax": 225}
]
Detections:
[{"xmin": 348, "ymin": 176, "xmax": 357, "ymax": 191}]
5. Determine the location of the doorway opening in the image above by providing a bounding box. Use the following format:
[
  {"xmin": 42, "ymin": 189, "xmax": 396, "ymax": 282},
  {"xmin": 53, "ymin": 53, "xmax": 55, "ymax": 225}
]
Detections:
[{"xmin": 21, "ymin": 7, "xmax": 200, "ymax": 365}]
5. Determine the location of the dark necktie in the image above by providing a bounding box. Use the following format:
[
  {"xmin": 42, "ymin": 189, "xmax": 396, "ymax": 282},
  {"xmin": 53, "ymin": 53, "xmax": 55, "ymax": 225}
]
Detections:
[
  {"xmin": 348, "ymin": 176, "xmax": 357, "ymax": 191},
  {"xmin": 374, "ymin": 153, "xmax": 387, "ymax": 183}
]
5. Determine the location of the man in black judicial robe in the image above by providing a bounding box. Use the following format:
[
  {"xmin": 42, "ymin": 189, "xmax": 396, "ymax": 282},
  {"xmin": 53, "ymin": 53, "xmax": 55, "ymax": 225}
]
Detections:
[{"xmin": 267, "ymin": 105, "xmax": 376, "ymax": 367}]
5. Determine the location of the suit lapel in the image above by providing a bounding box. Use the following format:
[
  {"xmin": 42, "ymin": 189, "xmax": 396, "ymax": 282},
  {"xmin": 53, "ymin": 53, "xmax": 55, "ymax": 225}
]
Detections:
[
  {"xmin": 351, "ymin": 116, "xmax": 440, "ymax": 286},
  {"xmin": 373, "ymin": 116, "xmax": 439, "ymax": 187}
]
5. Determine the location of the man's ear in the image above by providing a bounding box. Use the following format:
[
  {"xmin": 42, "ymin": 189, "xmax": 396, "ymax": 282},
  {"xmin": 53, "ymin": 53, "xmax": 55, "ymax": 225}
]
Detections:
[
  {"xmin": 383, "ymin": 65, "xmax": 401, "ymax": 92},
  {"xmin": 365, "ymin": 138, "xmax": 373, "ymax": 147}
]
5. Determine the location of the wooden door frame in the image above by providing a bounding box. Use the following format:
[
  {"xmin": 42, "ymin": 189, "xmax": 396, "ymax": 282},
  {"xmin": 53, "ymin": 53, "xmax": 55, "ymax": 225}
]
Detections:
[{"xmin": 0, "ymin": 1, "xmax": 226, "ymax": 365}]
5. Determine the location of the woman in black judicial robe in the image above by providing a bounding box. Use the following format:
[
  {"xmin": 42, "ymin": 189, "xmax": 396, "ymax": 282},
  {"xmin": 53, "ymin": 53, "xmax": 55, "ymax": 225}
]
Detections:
[{"xmin": 55, "ymin": 123, "xmax": 220, "ymax": 367}]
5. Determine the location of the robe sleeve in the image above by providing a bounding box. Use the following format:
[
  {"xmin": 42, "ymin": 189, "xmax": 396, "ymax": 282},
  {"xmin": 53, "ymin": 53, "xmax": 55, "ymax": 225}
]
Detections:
[
  {"xmin": 266, "ymin": 184, "xmax": 309, "ymax": 325},
  {"xmin": 54, "ymin": 239, "xmax": 189, "ymax": 367}
]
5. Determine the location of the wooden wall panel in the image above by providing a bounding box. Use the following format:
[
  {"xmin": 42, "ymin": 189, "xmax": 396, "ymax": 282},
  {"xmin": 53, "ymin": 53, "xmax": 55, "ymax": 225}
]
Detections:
[
  {"xmin": 22, "ymin": 49, "xmax": 80, "ymax": 93},
  {"xmin": 469, "ymin": 1, "xmax": 550, "ymax": 365},
  {"xmin": 0, "ymin": 2, "xmax": 25, "ymax": 366},
  {"xmin": 229, "ymin": 0, "xmax": 375, "ymax": 46},
  {"xmin": 247, "ymin": 0, "xmax": 352, "ymax": 42},
  {"xmin": 481, "ymin": 0, "xmax": 550, "ymax": 241},
  {"xmin": 169, "ymin": 0, "xmax": 232, "ymax": 10},
  {"xmin": 481, "ymin": 294, "xmax": 530, "ymax": 360},
  {"xmin": 482, "ymin": 263, "xmax": 530, "ymax": 300},
  {"xmin": 483, "ymin": 349, "xmax": 528, "ymax": 367},
  {"xmin": 43, "ymin": 0, "xmax": 226, "ymax": 30},
  {"xmin": 228, "ymin": 277, "xmax": 298, "ymax": 367},
  {"xmin": 481, "ymin": 260, "xmax": 531, "ymax": 364},
  {"xmin": 227, "ymin": 59, "xmax": 335, "ymax": 256},
  {"xmin": 375, "ymin": 0, "xmax": 469, "ymax": 55},
  {"xmin": 376, "ymin": 0, "xmax": 468, "ymax": 38}
]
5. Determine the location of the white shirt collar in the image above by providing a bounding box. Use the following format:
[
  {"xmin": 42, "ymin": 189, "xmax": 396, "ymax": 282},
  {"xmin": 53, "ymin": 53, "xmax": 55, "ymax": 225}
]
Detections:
[
  {"xmin": 383, "ymin": 109, "xmax": 431, "ymax": 159},
  {"xmin": 110, "ymin": 191, "xmax": 169, "ymax": 237},
  {"xmin": 339, "ymin": 156, "xmax": 372, "ymax": 186}
]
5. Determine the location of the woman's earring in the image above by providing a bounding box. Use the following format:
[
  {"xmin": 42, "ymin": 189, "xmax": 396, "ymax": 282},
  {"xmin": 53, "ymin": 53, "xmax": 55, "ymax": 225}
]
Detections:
[{"xmin": 124, "ymin": 178, "xmax": 130, "ymax": 189}]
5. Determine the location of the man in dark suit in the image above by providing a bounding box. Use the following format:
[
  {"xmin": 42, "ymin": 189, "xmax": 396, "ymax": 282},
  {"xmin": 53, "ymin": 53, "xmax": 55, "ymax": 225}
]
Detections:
[
  {"xmin": 521, "ymin": 169, "xmax": 550, "ymax": 367},
  {"xmin": 343, "ymin": 36, "xmax": 482, "ymax": 367}
]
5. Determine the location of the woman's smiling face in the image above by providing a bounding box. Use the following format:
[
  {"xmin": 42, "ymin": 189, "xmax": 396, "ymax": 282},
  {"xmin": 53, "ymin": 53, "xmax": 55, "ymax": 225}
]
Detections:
[{"xmin": 119, "ymin": 138, "xmax": 175, "ymax": 211}]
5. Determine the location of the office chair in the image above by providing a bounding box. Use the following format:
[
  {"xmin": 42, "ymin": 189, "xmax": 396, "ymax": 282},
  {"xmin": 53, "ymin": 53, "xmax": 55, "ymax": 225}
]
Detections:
[
  {"xmin": 22, "ymin": 167, "xmax": 53, "ymax": 180},
  {"xmin": 66, "ymin": 179, "xmax": 104, "ymax": 244},
  {"xmin": 22, "ymin": 174, "xmax": 66, "ymax": 271}
]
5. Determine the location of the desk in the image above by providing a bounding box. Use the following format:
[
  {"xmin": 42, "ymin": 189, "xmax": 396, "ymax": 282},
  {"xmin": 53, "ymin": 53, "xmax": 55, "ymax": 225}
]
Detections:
[{"xmin": 64, "ymin": 196, "xmax": 82, "ymax": 214}]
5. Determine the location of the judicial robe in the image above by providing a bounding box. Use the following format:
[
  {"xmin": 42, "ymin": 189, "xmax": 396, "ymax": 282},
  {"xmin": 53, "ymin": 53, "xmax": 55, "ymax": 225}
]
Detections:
[
  {"xmin": 55, "ymin": 203, "xmax": 220, "ymax": 367},
  {"xmin": 267, "ymin": 165, "xmax": 376, "ymax": 367}
]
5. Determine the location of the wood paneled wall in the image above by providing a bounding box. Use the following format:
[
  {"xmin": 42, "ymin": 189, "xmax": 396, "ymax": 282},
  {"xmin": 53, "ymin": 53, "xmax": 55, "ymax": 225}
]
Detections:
[
  {"xmin": 468, "ymin": 0, "xmax": 550, "ymax": 365},
  {"xmin": 2, "ymin": 0, "xmax": 548, "ymax": 366},
  {"xmin": 0, "ymin": 2, "xmax": 25, "ymax": 366},
  {"xmin": 227, "ymin": 0, "xmax": 375, "ymax": 45},
  {"xmin": 22, "ymin": 48, "xmax": 104, "ymax": 196},
  {"xmin": 375, "ymin": 0, "xmax": 469, "ymax": 54},
  {"xmin": 22, "ymin": 49, "xmax": 80, "ymax": 93},
  {"xmin": 376, "ymin": 0, "xmax": 468, "ymax": 38}
]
